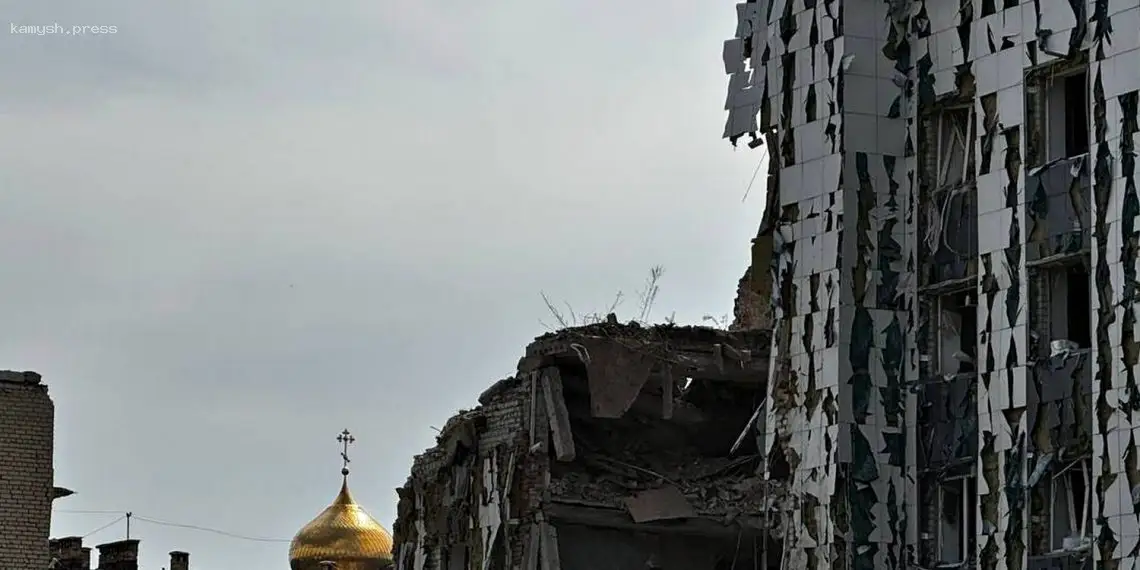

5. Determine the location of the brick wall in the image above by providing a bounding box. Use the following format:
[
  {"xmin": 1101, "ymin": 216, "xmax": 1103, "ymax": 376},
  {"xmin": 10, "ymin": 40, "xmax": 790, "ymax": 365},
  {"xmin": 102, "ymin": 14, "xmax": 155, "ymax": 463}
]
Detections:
[
  {"xmin": 50, "ymin": 537, "xmax": 92, "ymax": 570},
  {"xmin": 394, "ymin": 375, "xmax": 544, "ymax": 570},
  {"xmin": 0, "ymin": 370, "xmax": 55, "ymax": 570},
  {"xmin": 730, "ymin": 239, "xmax": 775, "ymax": 333}
]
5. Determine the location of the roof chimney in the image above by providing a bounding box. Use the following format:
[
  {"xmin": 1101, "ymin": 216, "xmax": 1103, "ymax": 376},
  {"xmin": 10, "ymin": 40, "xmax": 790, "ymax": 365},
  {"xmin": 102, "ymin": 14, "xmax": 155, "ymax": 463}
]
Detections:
[
  {"xmin": 95, "ymin": 539, "xmax": 139, "ymax": 570},
  {"xmin": 169, "ymin": 551, "xmax": 189, "ymax": 570},
  {"xmin": 50, "ymin": 537, "xmax": 91, "ymax": 570}
]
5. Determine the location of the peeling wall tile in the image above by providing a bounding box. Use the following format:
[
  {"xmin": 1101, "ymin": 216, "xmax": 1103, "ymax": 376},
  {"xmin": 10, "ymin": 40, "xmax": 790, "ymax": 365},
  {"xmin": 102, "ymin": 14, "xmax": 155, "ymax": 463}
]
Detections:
[{"xmin": 720, "ymin": 0, "xmax": 1138, "ymax": 568}]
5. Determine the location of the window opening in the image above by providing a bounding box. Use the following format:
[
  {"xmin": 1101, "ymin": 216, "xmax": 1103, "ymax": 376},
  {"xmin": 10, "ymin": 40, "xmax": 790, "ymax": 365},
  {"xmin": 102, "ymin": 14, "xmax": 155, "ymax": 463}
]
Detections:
[
  {"xmin": 936, "ymin": 292, "xmax": 977, "ymax": 374},
  {"xmin": 1047, "ymin": 459, "xmax": 1091, "ymax": 552},
  {"xmin": 1045, "ymin": 266, "xmax": 1091, "ymax": 350},
  {"xmin": 1064, "ymin": 72, "xmax": 1089, "ymax": 158},
  {"xmin": 1045, "ymin": 70, "xmax": 1089, "ymax": 161},
  {"xmin": 935, "ymin": 107, "xmax": 974, "ymax": 188},
  {"xmin": 937, "ymin": 476, "xmax": 977, "ymax": 564}
]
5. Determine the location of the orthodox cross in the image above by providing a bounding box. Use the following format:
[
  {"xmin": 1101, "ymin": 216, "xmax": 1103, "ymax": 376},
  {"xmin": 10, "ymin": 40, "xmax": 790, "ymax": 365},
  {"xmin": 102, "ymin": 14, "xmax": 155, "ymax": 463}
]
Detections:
[{"xmin": 337, "ymin": 429, "xmax": 355, "ymax": 476}]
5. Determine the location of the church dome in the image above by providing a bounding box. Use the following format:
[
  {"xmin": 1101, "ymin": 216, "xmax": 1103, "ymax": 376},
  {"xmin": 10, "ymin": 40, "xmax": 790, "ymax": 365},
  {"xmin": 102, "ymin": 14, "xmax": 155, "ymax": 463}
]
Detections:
[{"xmin": 290, "ymin": 431, "xmax": 393, "ymax": 570}]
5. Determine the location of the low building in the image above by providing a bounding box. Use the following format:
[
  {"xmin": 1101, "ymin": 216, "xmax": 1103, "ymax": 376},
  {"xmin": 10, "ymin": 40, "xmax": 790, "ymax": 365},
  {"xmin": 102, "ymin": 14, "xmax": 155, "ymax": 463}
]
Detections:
[
  {"xmin": 49, "ymin": 537, "xmax": 190, "ymax": 570},
  {"xmin": 390, "ymin": 321, "xmax": 781, "ymax": 570},
  {"xmin": 2, "ymin": 369, "xmax": 190, "ymax": 570},
  {"xmin": 1, "ymin": 370, "xmax": 63, "ymax": 569}
]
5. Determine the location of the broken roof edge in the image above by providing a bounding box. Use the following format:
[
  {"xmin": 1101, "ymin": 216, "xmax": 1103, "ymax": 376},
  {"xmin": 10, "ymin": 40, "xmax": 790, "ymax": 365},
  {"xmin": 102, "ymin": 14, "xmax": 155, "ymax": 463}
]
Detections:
[
  {"xmin": 529, "ymin": 318, "xmax": 771, "ymax": 348},
  {"xmin": 0, "ymin": 370, "xmax": 44, "ymax": 385},
  {"xmin": 522, "ymin": 320, "xmax": 771, "ymax": 386},
  {"xmin": 398, "ymin": 320, "xmax": 774, "ymax": 487}
]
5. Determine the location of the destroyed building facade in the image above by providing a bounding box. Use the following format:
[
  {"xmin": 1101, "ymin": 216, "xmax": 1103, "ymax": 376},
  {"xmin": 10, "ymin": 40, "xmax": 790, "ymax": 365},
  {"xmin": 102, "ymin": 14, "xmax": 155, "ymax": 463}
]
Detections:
[
  {"xmin": 723, "ymin": 1, "xmax": 1139, "ymax": 570},
  {"xmin": 391, "ymin": 323, "xmax": 783, "ymax": 570}
]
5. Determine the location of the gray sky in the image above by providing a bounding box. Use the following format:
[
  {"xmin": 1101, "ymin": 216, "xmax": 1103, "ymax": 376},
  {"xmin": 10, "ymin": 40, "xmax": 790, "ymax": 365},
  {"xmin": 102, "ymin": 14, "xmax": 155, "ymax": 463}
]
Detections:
[{"xmin": 0, "ymin": 0, "xmax": 763, "ymax": 567}]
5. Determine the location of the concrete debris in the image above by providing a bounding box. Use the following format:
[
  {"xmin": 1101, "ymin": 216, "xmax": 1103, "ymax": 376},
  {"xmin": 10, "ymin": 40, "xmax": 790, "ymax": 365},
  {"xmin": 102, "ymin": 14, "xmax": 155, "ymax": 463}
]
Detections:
[{"xmin": 621, "ymin": 486, "xmax": 695, "ymax": 523}]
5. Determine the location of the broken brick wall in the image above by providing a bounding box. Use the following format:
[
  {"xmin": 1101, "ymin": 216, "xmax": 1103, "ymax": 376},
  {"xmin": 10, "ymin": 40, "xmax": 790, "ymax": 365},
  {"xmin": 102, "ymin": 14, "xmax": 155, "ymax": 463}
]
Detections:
[
  {"xmin": 731, "ymin": 160, "xmax": 781, "ymax": 334},
  {"xmin": 393, "ymin": 324, "xmax": 782, "ymax": 570},
  {"xmin": 392, "ymin": 376, "xmax": 537, "ymax": 570}
]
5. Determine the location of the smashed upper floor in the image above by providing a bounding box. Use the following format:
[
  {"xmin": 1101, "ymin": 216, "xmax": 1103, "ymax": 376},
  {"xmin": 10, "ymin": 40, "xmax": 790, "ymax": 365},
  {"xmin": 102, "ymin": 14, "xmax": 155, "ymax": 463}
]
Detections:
[{"xmin": 392, "ymin": 320, "xmax": 790, "ymax": 570}]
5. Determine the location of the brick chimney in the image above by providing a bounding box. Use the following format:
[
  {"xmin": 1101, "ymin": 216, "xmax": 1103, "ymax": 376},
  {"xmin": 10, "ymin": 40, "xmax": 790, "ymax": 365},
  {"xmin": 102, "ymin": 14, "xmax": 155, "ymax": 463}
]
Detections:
[
  {"xmin": 95, "ymin": 540, "xmax": 139, "ymax": 570},
  {"xmin": 169, "ymin": 551, "xmax": 189, "ymax": 570},
  {"xmin": 50, "ymin": 537, "xmax": 91, "ymax": 570}
]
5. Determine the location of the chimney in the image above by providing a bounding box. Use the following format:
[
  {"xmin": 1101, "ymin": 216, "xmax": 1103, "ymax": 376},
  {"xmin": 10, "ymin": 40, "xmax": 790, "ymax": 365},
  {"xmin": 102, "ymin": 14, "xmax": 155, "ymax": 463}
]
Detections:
[
  {"xmin": 50, "ymin": 537, "xmax": 91, "ymax": 570},
  {"xmin": 169, "ymin": 551, "xmax": 189, "ymax": 570},
  {"xmin": 95, "ymin": 539, "xmax": 139, "ymax": 570}
]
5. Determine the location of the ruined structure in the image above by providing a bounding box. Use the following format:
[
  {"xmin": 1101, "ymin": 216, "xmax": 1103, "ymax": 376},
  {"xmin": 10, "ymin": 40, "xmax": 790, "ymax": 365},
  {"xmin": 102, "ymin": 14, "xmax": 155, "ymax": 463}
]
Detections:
[
  {"xmin": 723, "ymin": 1, "xmax": 1140, "ymax": 570},
  {"xmin": 391, "ymin": 322, "xmax": 784, "ymax": 570}
]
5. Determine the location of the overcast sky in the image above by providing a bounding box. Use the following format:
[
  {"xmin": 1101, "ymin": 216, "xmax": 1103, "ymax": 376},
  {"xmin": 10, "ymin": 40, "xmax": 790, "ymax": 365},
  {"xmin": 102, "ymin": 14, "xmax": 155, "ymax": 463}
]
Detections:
[{"xmin": 1, "ymin": 0, "xmax": 764, "ymax": 567}]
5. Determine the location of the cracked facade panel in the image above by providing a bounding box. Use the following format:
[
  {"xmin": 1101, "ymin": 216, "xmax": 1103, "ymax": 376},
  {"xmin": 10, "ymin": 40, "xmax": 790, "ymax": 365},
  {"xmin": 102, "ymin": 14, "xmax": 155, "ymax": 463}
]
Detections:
[
  {"xmin": 722, "ymin": 1, "xmax": 1140, "ymax": 570},
  {"xmin": 1089, "ymin": 1, "xmax": 1140, "ymax": 569}
]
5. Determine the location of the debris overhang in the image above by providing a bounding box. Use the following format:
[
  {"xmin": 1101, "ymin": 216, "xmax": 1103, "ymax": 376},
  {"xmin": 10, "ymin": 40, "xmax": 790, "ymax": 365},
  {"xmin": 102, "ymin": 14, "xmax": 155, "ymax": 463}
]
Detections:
[
  {"xmin": 520, "ymin": 322, "xmax": 772, "ymax": 386},
  {"xmin": 544, "ymin": 500, "xmax": 772, "ymax": 539}
]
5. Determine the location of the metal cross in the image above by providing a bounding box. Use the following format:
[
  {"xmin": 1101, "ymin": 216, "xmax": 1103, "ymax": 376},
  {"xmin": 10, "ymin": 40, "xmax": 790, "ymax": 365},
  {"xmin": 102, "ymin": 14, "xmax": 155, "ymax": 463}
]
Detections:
[{"xmin": 337, "ymin": 429, "xmax": 355, "ymax": 475}]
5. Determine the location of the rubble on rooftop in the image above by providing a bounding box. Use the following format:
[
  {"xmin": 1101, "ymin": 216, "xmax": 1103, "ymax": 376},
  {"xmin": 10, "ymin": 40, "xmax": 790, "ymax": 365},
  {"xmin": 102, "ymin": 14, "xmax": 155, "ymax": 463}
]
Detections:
[{"xmin": 392, "ymin": 319, "xmax": 785, "ymax": 570}]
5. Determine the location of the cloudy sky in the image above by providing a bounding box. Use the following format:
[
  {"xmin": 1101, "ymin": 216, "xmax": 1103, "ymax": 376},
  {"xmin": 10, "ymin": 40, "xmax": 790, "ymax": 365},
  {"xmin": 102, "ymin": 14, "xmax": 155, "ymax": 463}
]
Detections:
[{"xmin": 1, "ymin": 0, "xmax": 764, "ymax": 567}]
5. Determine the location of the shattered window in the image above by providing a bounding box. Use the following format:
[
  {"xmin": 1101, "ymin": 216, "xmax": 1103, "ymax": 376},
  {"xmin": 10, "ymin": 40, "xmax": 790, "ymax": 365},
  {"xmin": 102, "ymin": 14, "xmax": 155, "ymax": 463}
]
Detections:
[
  {"xmin": 935, "ymin": 292, "xmax": 977, "ymax": 375},
  {"xmin": 935, "ymin": 107, "xmax": 974, "ymax": 188},
  {"xmin": 1063, "ymin": 72, "xmax": 1089, "ymax": 158},
  {"xmin": 1044, "ymin": 70, "xmax": 1090, "ymax": 161},
  {"xmin": 937, "ymin": 477, "xmax": 975, "ymax": 564},
  {"xmin": 1043, "ymin": 459, "xmax": 1091, "ymax": 553},
  {"xmin": 1042, "ymin": 267, "xmax": 1092, "ymax": 351}
]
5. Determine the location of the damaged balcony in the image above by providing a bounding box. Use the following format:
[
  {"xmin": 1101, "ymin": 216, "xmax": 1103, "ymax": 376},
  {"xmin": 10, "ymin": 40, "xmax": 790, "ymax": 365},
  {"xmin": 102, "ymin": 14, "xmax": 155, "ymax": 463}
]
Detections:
[
  {"xmin": 1028, "ymin": 351, "xmax": 1092, "ymax": 456},
  {"xmin": 1026, "ymin": 155, "xmax": 1092, "ymax": 267},
  {"xmin": 1025, "ymin": 262, "xmax": 1093, "ymax": 568},
  {"xmin": 918, "ymin": 371, "xmax": 978, "ymax": 475},
  {"xmin": 1027, "ymin": 451, "xmax": 1093, "ymax": 569},
  {"xmin": 393, "ymin": 321, "xmax": 787, "ymax": 570},
  {"xmin": 916, "ymin": 363, "xmax": 980, "ymax": 569},
  {"xmin": 917, "ymin": 290, "xmax": 979, "ymax": 476}
]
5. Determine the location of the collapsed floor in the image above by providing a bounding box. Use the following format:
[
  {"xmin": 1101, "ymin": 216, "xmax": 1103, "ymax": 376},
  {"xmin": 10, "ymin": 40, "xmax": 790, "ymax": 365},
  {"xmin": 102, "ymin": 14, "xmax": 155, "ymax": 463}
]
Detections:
[{"xmin": 391, "ymin": 320, "xmax": 787, "ymax": 570}]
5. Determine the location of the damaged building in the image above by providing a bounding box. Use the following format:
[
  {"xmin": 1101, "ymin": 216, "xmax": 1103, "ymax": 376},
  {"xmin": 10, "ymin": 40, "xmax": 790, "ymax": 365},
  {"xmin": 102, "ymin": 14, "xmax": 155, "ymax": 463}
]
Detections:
[
  {"xmin": 723, "ymin": 1, "xmax": 1140, "ymax": 570},
  {"xmin": 391, "ymin": 322, "xmax": 789, "ymax": 570}
]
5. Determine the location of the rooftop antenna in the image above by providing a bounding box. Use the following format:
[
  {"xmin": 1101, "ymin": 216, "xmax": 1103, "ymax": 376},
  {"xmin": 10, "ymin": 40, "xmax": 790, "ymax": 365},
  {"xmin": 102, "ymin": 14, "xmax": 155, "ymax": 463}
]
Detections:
[{"xmin": 337, "ymin": 429, "xmax": 355, "ymax": 480}]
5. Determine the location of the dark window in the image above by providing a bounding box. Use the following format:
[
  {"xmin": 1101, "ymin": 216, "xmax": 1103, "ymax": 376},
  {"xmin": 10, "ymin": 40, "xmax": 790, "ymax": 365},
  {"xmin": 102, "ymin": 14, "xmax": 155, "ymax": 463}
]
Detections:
[
  {"xmin": 1064, "ymin": 72, "xmax": 1089, "ymax": 157},
  {"xmin": 1067, "ymin": 267, "xmax": 1090, "ymax": 348}
]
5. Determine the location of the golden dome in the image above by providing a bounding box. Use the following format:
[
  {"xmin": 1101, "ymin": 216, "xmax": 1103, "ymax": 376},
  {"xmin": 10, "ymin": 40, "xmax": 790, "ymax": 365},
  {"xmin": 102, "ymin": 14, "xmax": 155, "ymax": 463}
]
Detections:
[{"xmin": 289, "ymin": 478, "xmax": 394, "ymax": 570}]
